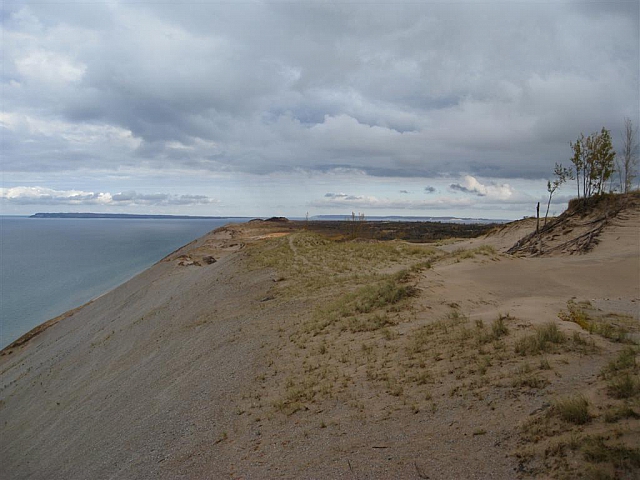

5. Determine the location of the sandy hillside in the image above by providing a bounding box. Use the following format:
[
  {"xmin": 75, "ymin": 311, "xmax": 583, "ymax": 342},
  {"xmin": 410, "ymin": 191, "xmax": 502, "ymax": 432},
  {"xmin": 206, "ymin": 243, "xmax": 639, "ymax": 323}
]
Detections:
[{"xmin": 1, "ymin": 196, "xmax": 639, "ymax": 480}]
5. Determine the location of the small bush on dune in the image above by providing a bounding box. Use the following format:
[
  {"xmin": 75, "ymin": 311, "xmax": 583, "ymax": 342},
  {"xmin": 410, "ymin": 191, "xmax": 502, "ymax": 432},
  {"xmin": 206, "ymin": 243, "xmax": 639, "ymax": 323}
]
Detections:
[
  {"xmin": 475, "ymin": 314, "xmax": 511, "ymax": 345},
  {"xmin": 604, "ymin": 347, "xmax": 637, "ymax": 375},
  {"xmin": 515, "ymin": 322, "xmax": 566, "ymax": 356},
  {"xmin": 537, "ymin": 322, "xmax": 566, "ymax": 344},
  {"xmin": 607, "ymin": 373, "xmax": 639, "ymax": 399},
  {"xmin": 601, "ymin": 347, "xmax": 639, "ymax": 399},
  {"xmin": 353, "ymin": 274, "xmax": 415, "ymax": 314},
  {"xmin": 581, "ymin": 436, "xmax": 640, "ymax": 470},
  {"xmin": 604, "ymin": 405, "xmax": 639, "ymax": 423},
  {"xmin": 554, "ymin": 394, "xmax": 590, "ymax": 425},
  {"xmin": 491, "ymin": 314, "xmax": 510, "ymax": 338}
]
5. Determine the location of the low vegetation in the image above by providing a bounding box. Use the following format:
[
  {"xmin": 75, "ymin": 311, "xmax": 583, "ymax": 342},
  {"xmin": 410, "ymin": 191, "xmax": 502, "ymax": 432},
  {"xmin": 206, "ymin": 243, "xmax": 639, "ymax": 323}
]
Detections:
[
  {"xmin": 553, "ymin": 394, "xmax": 590, "ymax": 425},
  {"xmin": 559, "ymin": 300, "xmax": 632, "ymax": 343},
  {"xmin": 601, "ymin": 347, "xmax": 639, "ymax": 400},
  {"xmin": 239, "ymin": 226, "xmax": 639, "ymax": 479},
  {"xmin": 452, "ymin": 244, "xmax": 497, "ymax": 260},
  {"xmin": 515, "ymin": 318, "xmax": 639, "ymax": 478},
  {"xmin": 514, "ymin": 322, "xmax": 566, "ymax": 355},
  {"xmin": 246, "ymin": 231, "xmax": 437, "ymax": 300}
]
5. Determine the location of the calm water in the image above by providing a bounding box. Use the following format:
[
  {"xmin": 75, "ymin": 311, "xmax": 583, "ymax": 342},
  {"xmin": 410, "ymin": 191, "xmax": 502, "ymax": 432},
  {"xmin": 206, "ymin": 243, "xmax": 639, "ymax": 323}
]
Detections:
[{"xmin": 0, "ymin": 217, "xmax": 247, "ymax": 348}]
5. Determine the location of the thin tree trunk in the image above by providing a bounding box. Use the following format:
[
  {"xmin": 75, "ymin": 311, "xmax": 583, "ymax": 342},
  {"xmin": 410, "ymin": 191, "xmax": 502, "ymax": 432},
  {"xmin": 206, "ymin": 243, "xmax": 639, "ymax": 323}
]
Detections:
[{"xmin": 545, "ymin": 191, "xmax": 554, "ymax": 226}]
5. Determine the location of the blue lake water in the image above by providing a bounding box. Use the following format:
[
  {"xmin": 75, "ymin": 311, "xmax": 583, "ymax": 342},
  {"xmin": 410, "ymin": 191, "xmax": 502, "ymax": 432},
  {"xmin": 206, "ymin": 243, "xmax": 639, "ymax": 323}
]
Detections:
[{"xmin": 0, "ymin": 217, "xmax": 247, "ymax": 348}]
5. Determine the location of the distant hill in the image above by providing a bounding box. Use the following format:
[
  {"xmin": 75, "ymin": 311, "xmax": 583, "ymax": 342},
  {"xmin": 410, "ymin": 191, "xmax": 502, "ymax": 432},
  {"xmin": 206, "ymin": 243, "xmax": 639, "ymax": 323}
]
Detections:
[{"xmin": 311, "ymin": 214, "xmax": 508, "ymax": 224}]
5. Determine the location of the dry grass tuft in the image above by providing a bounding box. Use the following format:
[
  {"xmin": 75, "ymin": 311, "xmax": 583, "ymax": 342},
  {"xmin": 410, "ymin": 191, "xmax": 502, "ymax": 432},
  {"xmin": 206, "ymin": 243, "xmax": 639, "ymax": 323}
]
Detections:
[
  {"xmin": 553, "ymin": 394, "xmax": 590, "ymax": 425},
  {"xmin": 601, "ymin": 347, "xmax": 639, "ymax": 399},
  {"xmin": 559, "ymin": 300, "xmax": 633, "ymax": 343},
  {"xmin": 581, "ymin": 436, "xmax": 640, "ymax": 470},
  {"xmin": 515, "ymin": 322, "xmax": 566, "ymax": 356},
  {"xmin": 607, "ymin": 373, "xmax": 639, "ymax": 399},
  {"xmin": 604, "ymin": 405, "xmax": 639, "ymax": 423}
]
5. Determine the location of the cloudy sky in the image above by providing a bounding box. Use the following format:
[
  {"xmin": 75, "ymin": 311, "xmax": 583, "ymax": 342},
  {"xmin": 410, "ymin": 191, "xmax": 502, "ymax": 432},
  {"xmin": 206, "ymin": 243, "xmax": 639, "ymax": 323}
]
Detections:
[{"xmin": 2, "ymin": 0, "xmax": 638, "ymax": 219}]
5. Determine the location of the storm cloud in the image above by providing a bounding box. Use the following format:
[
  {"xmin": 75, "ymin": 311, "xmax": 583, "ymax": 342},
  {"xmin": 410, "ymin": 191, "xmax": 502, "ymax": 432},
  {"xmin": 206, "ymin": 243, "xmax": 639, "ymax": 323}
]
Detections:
[{"xmin": 1, "ymin": 1, "xmax": 638, "ymax": 216}]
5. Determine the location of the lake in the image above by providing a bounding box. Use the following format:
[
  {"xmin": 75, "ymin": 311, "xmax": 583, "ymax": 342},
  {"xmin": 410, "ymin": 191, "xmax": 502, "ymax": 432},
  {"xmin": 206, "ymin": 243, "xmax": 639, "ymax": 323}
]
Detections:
[{"xmin": 0, "ymin": 217, "xmax": 247, "ymax": 348}]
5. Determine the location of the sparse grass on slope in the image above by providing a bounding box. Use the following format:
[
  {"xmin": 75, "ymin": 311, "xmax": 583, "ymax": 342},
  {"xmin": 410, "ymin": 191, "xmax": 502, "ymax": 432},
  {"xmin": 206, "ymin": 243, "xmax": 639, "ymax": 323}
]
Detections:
[
  {"xmin": 246, "ymin": 231, "xmax": 437, "ymax": 299},
  {"xmin": 241, "ymin": 229, "xmax": 639, "ymax": 479},
  {"xmin": 560, "ymin": 300, "xmax": 633, "ymax": 343},
  {"xmin": 514, "ymin": 322, "xmax": 566, "ymax": 355}
]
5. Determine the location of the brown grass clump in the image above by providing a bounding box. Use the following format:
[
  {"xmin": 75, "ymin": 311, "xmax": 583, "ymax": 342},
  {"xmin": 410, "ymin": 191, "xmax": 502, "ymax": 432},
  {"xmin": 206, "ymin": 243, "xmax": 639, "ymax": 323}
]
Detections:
[
  {"xmin": 603, "ymin": 347, "xmax": 637, "ymax": 374},
  {"xmin": 452, "ymin": 244, "xmax": 497, "ymax": 260},
  {"xmin": 607, "ymin": 374, "xmax": 639, "ymax": 399},
  {"xmin": 553, "ymin": 394, "xmax": 591, "ymax": 425},
  {"xmin": 601, "ymin": 347, "xmax": 639, "ymax": 400},
  {"xmin": 581, "ymin": 436, "xmax": 640, "ymax": 470},
  {"xmin": 515, "ymin": 322, "xmax": 566, "ymax": 355},
  {"xmin": 604, "ymin": 405, "xmax": 640, "ymax": 423}
]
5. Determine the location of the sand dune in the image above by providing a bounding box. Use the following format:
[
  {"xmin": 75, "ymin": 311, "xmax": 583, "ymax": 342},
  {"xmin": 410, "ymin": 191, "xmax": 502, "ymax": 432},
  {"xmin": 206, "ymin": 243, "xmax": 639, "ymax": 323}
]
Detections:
[{"xmin": 1, "ymin": 196, "xmax": 638, "ymax": 479}]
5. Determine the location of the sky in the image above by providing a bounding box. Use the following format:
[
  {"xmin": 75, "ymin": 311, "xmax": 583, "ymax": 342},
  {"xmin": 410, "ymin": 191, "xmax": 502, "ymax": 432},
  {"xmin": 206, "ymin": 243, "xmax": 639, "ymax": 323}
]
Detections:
[{"xmin": 1, "ymin": 0, "xmax": 638, "ymax": 220}]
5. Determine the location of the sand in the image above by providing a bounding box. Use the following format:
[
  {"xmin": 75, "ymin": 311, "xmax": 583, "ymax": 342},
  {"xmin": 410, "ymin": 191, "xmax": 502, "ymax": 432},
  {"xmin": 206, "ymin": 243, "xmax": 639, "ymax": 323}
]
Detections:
[{"xmin": 1, "ymin": 196, "xmax": 639, "ymax": 479}]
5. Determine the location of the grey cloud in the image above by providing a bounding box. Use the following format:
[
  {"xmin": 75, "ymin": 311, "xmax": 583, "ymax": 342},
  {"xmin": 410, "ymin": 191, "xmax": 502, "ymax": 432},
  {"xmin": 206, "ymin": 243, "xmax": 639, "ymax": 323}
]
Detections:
[
  {"xmin": 110, "ymin": 191, "xmax": 216, "ymax": 206},
  {"xmin": 324, "ymin": 192, "xmax": 349, "ymax": 199},
  {"xmin": 450, "ymin": 183, "xmax": 484, "ymax": 196},
  {"xmin": 311, "ymin": 192, "xmax": 475, "ymax": 210},
  {"xmin": 424, "ymin": 186, "xmax": 436, "ymax": 194},
  {"xmin": 0, "ymin": 187, "xmax": 216, "ymax": 206},
  {"xmin": 324, "ymin": 192, "xmax": 363, "ymax": 201},
  {"xmin": 399, "ymin": 190, "xmax": 410, "ymax": 194},
  {"xmin": 2, "ymin": 2, "xmax": 638, "ymax": 180}
]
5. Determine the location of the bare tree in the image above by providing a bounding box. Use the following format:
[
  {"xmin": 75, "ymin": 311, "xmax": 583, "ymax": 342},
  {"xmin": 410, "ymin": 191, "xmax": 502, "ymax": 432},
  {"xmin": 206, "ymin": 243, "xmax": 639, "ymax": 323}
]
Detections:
[
  {"xmin": 617, "ymin": 118, "xmax": 639, "ymax": 193},
  {"xmin": 545, "ymin": 163, "xmax": 572, "ymax": 225},
  {"xmin": 348, "ymin": 211, "xmax": 366, "ymax": 239}
]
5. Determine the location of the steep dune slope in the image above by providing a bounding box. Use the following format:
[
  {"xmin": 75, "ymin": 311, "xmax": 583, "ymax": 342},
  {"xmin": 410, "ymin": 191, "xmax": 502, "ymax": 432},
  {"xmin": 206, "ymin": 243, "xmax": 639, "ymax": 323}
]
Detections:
[
  {"xmin": 0, "ymin": 225, "xmax": 287, "ymax": 479},
  {"xmin": 507, "ymin": 193, "xmax": 640, "ymax": 257}
]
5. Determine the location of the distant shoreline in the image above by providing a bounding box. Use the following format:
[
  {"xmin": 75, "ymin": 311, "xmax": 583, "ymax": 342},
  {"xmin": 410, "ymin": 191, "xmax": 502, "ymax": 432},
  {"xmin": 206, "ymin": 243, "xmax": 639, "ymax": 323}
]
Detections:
[
  {"xmin": 27, "ymin": 212, "xmax": 511, "ymax": 223},
  {"xmin": 30, "ymin": 213, "xmax": 252, "ymax": 220}
]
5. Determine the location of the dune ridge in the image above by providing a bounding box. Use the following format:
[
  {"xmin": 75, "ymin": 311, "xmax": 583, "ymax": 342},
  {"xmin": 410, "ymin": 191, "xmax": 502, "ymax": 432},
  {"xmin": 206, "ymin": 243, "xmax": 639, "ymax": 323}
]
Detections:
[{"xmin": 1, "ymin": 196, "xmax": 638, "ymax": 479}]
